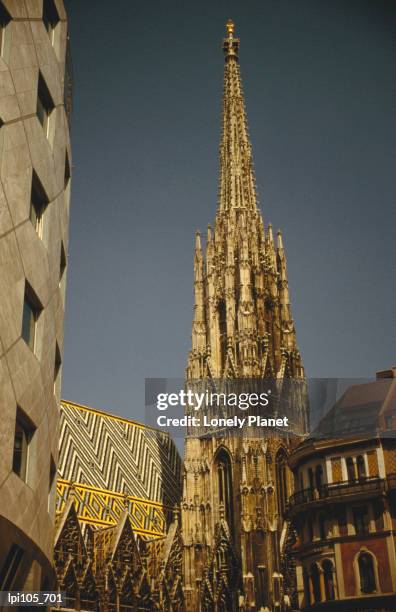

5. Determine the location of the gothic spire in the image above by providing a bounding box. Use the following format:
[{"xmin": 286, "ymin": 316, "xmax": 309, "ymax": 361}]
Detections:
[
  {"xmin": 187, "ymin": 21, "xmax": 304, "ymax": 382},
  {"xmin": 219, "ymin": 20, "xmax": 258, "ymax": 214}
]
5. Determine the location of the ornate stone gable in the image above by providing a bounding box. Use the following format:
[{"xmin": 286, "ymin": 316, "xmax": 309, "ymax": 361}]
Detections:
[{"xmin": 54, "ymin": 499, "xmax": 184, "ymax": 611}]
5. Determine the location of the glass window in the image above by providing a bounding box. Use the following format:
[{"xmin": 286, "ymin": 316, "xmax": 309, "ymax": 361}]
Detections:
[
  {"xmin": 319, "ymin": 514, "xmax": 327, "ymax": 540},
  {"xmin": 0, "ymin": 544, "xmax": 24, "ymax": 590},
  {"xmin": 22, "ymin": 284, "xmax": 41, "ymax": 352},
  {"xmin": 337, "ymin": 507, "xmax": 348, "ymax": 536},
  {"xmin": 353, "ymin": 505, "xmax": 370, "ymax": 535},
  {"xmin": 64, "ymin": 152, "xmax": 71, "ymax": 189},
  {"xmin": 30, "ymin": 172, "xmax": 48, "ymax": 238},
  {"xmin": 37, "ymin": 72, "xmax": 54, "ymax": 137},
  {"xmin": 358, "ymin": 553, "xmax": 376, "ymax": 593},
  {"xmin": 346, "ymin": 457, "xmax": 356, "ymax": 482},
  {"xmin": 276, "ymin": 449, "xmax": 288, "ymax": 517},
  {"xmin": 310, "ymin": 563, "xmax": 321, "ymax": 603},
  {"xmin": 12, "ymin": 409, "xmax": 35, "ymax": 482},
  {"xmin": 0, "ymin": 2, "xmax": 11, "ymax": 56},
  {"xmin": 42, "ymin": 0, "xmax": 59, "ymax": 44},
  {"xmin": 48, "ymin": 455, "xmax": 56, "ymax": 512},
  {"xmin": 357, "ymin": 455, "xmax": 366, "ymax": 480},
  {"xmin": 215, "ymin": 449, "xmax": 234, "ymax": 536},
  {"xmin": 59, "ymin": 242, "xmax": 67, "ymax": 283},
  {"xmin": 54, "ymin": 343, "xmax": 62, "ymax": 395},
  {"xmin": 315, "ymin": 464, "xmax": 323, "ymax": 491},
  {"xmin": 22, "ymin": 295, "xmax": 36, "ymax": 351},
  {"xmin": 322, "ymin": 560, "xmax": 335, "ymax": 600}
]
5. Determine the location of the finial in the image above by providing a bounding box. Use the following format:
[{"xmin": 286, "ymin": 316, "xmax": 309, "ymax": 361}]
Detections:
[
  {"xmin": 277, "ymin": 229, "xmax": 284, "ymax": 249},
  {"xmin": 195, "ymin": 231, "xmax": 202, "ymax": 251},
  {"xmin": 223, "ymin": 19, "xmax": 239, "ymax": 59},
  {"xmin": 226, "ymin": 19, "xmax": 235, "ymax": 37},
  {"xmin": 207, "ymin": 224, "xmax": 212, "ymax": 242}
]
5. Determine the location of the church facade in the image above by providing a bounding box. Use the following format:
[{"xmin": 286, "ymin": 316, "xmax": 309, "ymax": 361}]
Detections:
[{"xmin": 53, "ymin": 400, "xmax": 184, "ymax": 610}]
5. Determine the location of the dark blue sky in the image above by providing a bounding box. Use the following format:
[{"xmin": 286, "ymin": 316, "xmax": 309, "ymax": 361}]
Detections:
[{"xmin": 63, "ymin": 0, "xmax": 396, "ymax": 423}]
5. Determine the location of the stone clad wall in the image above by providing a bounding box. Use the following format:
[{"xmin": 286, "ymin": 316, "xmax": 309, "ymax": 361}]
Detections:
[{"xmin": 0, "ymin": 0, "xmax": 70, "ymax": 589}]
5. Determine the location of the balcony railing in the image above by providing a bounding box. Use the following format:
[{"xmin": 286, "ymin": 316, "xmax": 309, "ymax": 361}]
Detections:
[{"xmin": 288, "ymin": 476, "xmax": 385, "ymax": 509}]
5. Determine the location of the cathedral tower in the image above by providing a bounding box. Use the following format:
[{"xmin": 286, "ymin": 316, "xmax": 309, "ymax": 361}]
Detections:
[{"xmin": 182, "ymin": 21, "xmax": 307, "ymax": 610}]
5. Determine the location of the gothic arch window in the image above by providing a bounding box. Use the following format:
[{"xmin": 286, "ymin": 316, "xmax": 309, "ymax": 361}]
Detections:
[
  {"xmin": 218, "ymin": 299, "xmax": 227, "ymax": 371},
  {"xmin": 276, "ymin": 449, "xmax": 288, "ymax": 517},
  {"xmin": 218, "ymin": 300, "xmax": 227, "ymax": 341},
  {"xmin": 322, "ymin": 559, "xmax": 335, "ymax": 601},
  {"xmin": 357, "ymin": 455, "xmax": 366, "ymax": 480},
  {"xmin": 310, "ymin": 563, "xmax": 321, "ymax": 603},
  {"xmin": 215, "ymin": 448, "xmax": 234, "ymax": 536},
  {"xmin": 358, "ymin": 552, "xmax": 377, "ymax": 594}
]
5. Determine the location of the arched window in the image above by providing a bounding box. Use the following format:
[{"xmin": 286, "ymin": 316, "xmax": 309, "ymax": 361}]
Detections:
[
  {"xmin": 357, "ymin": 455, "xmax": 366, "ymax": 480},
  {"xmin": 215, "ymin": 449, "xmax": 234, "ymax": 536},
  {"xmin": 358, "ymin": 552, "xmax": 376, "ymax": 594},
  {"xmin": 218, "ymin": 300, "xmax": 227, "ymax": 371},
  {"xmin": 218, "ymin": 300, "xmax": 227, "ymax": 341},
  {"xmin": 276, "ymin": 449, "xmax": 288, "ymax": 517},
  {"xmin": 322, "ymin": 559, "xmax": 335, "ymax": 600},
  {"xmin": 346, "ymin": 457, "xmax": 356, "ymax": 482},
  {"xmin": 310, "ymin": 563, "xmax": 321, "ymax": 603}
]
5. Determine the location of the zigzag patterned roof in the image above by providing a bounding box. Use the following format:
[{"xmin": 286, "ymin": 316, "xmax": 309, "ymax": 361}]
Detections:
[{"xmin": 57, "ymin": 400, "xmax": 182, "ymax": 538}]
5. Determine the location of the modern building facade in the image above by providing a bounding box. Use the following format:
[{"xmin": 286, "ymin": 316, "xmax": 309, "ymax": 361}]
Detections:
[
  {"xmin": 54, "ymin": 400, "xmax": 184, "ymax": 610},
  {"xmin": 287, "ymin": 368, "xmax": 396, "ymax": 610},
  {"xmin": 0, "ymin": 0, "xmax": 71, "ymax": 591},
  {"xmin": 182, "ymin": 21, "xmax": 308, "ymax": 611}
]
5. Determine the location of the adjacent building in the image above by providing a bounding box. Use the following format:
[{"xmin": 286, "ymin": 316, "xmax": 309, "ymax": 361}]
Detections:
[
  {"xmin": 0, "ymin": 0, "xmax": 71, "ymax": 591},
  {"xmin": 287, "ymin": 368, "xmax": 396, "ymax": 610}
]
